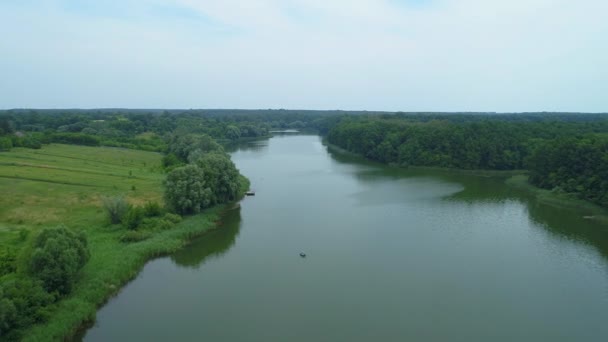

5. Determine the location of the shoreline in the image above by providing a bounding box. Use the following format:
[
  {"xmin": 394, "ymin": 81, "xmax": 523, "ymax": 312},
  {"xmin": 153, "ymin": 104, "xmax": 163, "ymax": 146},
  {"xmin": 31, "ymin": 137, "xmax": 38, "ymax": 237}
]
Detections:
[
  {"xmin": 21, "ymin": 177, "xmax": 250, "ymax": 342},
  {"xmin": 325, "ymin": 141, "xmax": 608, "ymax": 222},
  {"xmin": 505, "ymin": 174, "xmax": 608, "ymax": 223},
  {"xmin": 325, "ymin": 142, "xmax": 526, "ymax": 177}
]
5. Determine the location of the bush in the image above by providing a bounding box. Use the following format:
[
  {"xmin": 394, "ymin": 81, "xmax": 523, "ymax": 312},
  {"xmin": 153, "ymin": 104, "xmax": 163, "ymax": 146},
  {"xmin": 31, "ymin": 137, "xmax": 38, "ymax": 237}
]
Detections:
[
  {"xmin": 102, "ymin": 196, "xmax": 129, "ymax": 224},
  {"xmin": 163, "ymin": 213, "xmax": 182, "ymax": 224},
  {"xmin": 0, "ymin": 277, "xmax": 55, "ymax": 339},
  {"xmin": 50, "ymin": 133, "xmax": 100, "ymax": 146},
  {"xmin": 22, "ymin": 135, "xmax": 42, "ymax": 149},
  {"xmin": 119, "ymin": 230, "xmax": 151, "ymax": 243},
  {"xmin": 122, "ymin": 206, "xmax": 144, "ymax": 230},
  {"xmin": 157, "ymin": 219, "xmax": 175, "ymax": 230},
  {"xmin": 29, "ymin": 226, "xmax": 89, "ymax": 295},
  {"xmin": 0, "ymin": 248, "xmax": 17, "ymax": 277},
  {"xmin": 162, "ymin": 153, "xmax": 182, "ymax": 170},
  {"xmin": 0, "ymin": 137, "xmax": 13, "ymax": 151},
  {"xmin": 143, "ymin": 201, "xmax": 163, "ymax": 217}
]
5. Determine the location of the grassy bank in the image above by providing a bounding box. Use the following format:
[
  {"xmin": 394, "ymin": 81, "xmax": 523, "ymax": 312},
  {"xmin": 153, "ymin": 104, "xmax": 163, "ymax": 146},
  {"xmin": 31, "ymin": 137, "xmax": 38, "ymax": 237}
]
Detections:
[{"xmin": 0, "ymin": 144, "xmax": 249, "ymax": 341}]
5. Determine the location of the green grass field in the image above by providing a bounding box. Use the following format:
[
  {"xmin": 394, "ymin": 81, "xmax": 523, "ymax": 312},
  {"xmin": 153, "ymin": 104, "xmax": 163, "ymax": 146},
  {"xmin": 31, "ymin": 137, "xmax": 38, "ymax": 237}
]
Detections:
[
  {"xmin": 0, "ymin": 144, "xmax": 248, "ymax": 341},
  {"xmin": 0, "ymin": 144, "xmax": 164, "ymax": 233}
]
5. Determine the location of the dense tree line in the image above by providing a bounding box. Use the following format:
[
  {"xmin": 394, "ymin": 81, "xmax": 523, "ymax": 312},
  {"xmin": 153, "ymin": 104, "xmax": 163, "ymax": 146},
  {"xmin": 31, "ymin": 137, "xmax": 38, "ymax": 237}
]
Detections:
[
  {"xmin": 0, "ymin": 108, "xmax": 355, "ymax": 153},
  {"xmin": 527, "ymin": 136, "xmax": 608, "ymax": 207},
  {"xmin": 327, "ymin": 115, "xmax": 608, "ymax": 207}
]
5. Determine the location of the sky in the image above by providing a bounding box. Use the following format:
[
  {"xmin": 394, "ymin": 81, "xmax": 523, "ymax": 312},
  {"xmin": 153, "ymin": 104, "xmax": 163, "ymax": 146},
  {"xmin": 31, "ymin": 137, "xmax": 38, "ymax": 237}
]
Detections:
[{"xmin": 0, "ymin": 0, "xmax": 606, "ymax": 112}]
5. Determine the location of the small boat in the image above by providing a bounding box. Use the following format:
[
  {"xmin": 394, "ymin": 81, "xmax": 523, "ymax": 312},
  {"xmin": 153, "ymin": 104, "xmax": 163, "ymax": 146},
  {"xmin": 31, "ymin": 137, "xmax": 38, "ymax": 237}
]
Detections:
[
  {"xmin": 299, "ymin": 252, "xmax": 306, "ymax": 258},
  {"xmin": 246, "ymin": 191, "xmax": 255, "ymax": 196}
]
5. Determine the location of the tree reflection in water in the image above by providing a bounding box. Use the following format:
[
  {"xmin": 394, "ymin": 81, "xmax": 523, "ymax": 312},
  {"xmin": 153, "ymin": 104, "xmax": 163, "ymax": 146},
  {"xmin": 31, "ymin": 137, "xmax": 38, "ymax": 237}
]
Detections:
[{"xmin": 170, "ymin": 205, "xmax": 242, "ymax": 269}]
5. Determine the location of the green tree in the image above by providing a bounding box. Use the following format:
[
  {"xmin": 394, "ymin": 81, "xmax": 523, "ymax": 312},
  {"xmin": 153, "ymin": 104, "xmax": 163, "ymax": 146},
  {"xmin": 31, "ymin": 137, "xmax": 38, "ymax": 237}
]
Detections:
[
  {"xmin": 164, "ymin": 165, "xmax": 213, "ymax": 214},
  {"xmin": 0, "ymin": 277, "xmax": 54, "ymax": 339},
  {"xmin": 29, "ymin": 226, "xmax": 89, "ymax": 295},
  {"xmin": 194, "ymin": 152, "xmax": 240, "ymax": 205},
  {"xmin": 225, "ymin": 125, "xmax": 241, "ymax": 140}
]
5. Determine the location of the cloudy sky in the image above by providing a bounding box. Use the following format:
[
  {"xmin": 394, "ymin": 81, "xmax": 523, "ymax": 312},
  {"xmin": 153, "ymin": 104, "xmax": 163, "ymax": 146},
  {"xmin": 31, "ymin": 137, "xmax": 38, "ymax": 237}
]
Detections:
[{"xmin": 0, "ymin": 0, "xmax": 606, "ymax": 111}]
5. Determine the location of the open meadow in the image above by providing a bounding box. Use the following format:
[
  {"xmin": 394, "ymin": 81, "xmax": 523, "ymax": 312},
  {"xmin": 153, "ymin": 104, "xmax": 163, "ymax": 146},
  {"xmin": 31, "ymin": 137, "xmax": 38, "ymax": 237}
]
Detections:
[{"xmin": 0, "ymin": 144, "xmax": 164, "ymax": 234}]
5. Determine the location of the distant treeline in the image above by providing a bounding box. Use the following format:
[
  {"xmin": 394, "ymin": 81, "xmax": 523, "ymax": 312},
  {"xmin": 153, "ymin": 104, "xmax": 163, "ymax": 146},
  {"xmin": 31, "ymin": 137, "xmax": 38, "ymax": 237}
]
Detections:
[
  {"xmin": 327, "ymin": 115, "xmax": 608, "ymax": 208},
  {"xmin": 0, "ymin": 109, "xmax": 345, "ymax": 152},
  {"xmin": 3, "ymin": 109, "xmax": 608, "ymax": 207}
]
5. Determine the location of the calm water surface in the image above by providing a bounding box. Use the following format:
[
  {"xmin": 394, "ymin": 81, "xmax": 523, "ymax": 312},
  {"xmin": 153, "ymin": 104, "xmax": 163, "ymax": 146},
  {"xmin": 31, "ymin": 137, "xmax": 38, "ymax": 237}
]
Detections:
[{"xmin": 84, "ymin": 135, "xmax": 608, "ymax": 341}]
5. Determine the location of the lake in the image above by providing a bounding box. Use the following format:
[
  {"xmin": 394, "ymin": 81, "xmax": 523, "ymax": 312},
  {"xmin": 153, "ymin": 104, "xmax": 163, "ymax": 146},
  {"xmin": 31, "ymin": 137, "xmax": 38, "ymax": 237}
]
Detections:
[{"xmin": 83, "ymin": 134, "xmax": 608, "ymax": 341}]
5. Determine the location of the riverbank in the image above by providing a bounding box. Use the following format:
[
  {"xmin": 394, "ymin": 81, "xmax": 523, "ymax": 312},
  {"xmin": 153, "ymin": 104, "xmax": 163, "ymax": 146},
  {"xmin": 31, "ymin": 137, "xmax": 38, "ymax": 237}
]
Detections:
[
  {"xmin": 506, "ymin": 174, "xmax": 608, "ymax": 224},
  {"xmin": 326, "ymin": 142, "xmax": 608, "ymax": 223},
  {"xmin": 325, "ymin": 142, "xmax": 526, "ymax": 177},
  {"xmin": 0, "ymin": 144, "xmax": 250, "ymax": 341},
  {"xmin": 21, "ymin": 176, "xmax": 249, "ymax": 341}
]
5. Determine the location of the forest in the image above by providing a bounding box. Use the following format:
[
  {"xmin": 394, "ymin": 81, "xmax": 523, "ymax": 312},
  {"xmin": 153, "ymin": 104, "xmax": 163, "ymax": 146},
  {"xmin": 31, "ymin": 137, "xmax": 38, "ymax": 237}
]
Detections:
[{"xmin": 326, "ymin": 114, "xmax": 608, "ymax": 207}]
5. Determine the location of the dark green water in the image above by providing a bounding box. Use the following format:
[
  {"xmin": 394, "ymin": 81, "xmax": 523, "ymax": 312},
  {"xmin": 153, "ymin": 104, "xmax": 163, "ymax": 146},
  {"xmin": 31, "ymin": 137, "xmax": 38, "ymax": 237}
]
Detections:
[{"xmin": 84, "ymin": 135, "xmax": 608, "ymax": 341}]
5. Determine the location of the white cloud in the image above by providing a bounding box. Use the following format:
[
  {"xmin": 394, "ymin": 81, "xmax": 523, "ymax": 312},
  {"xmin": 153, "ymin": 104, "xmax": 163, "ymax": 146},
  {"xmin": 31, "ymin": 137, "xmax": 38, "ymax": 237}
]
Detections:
[{"xmin": 0, "ymin": 0, "xmax": 606, "ymax": 111}]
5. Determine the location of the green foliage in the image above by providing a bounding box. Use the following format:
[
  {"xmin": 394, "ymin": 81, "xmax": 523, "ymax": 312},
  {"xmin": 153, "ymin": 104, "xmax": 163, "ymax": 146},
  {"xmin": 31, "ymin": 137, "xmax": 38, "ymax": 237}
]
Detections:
[
  {"xmin": 164, "ymin": 165, "xmax": 212, "ymax": 215},
  {"xmin": 119, "ymin": 231, "xmax": 151, "ymax": 243},
  {"xmin": 51, "ymin": 133, "xmax": 100, "ymax": 146},
  {"xmin": 194, "ymin": 152, "xmax": 241, "ymax": 205},
  {"xmin": 143, "ymin": 201, "xmax": 163, "ymax": 217},
  {"xmin": 163, "ymin": 213, "xmax": 182, "ymax": 224},
  {"xmin": 0, "ymin": 137, "xmax": 13, "ymax": 151},
  {"xmin": 102, "ymin": 196, "xmax": 129, "ymax": 224},
  {"xmin": 328, "ymin": 116, "xmax": 608, "ymax": 208},
  {"xmin": 225, "ymin": 125, "xmax": 241, "ymax": 140},
  {"xmin": 0, "ymin": 277, "xmax": 55, "ymax": 339},
  {"xmin": 29, "ymin": 226, "xmax": 90, "ymax": 295},
  {"xmin": 162, "ymin": 153, "xmax": 183, "ymax": 170},
  {"xmin": 168, "ymin": 134, "xmax": 223, "ymax": 163},
  {"xmin": 528, "ymin": 136, "xmax": 608, "ymax": 207},
  {"xmin": 157, "ymin": 219, "xmax": 175, "ymax": 230},
  {"xmin": 0, "ymin": 248, "xmax": 17, "ymax": 277},
  {"xmin": 122, "ymin": 206, "xmax": 145, "ymax": 230}
]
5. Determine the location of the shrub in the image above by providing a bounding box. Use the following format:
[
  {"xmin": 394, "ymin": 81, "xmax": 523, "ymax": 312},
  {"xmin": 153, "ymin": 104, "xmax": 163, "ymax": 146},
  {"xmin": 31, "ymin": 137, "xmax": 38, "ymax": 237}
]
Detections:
[
  {"xmin": 157, "ymin": 219, "xmax": 175, "ymax": 230},
  {"xmin": 29, "ymin": 226, "xmax": 89, "ymax": 295},
  {"xmin": 119, "ymin": 230, "xmax": 151, "ymax": 243},
  {"xmin": 163, "ymin": 213, "xmax": 182, "ymax": 224},
  {"xmin": 102, "ymin": 196, "xmax": 129, "ymax": 224},
  {"xmin": 162, "ymin": 153, "xmax": 182, "ymax": 170},
  {"xmin": 50, "ymin": 133, "xmax": 100, "ymax": 146},
  {"xmin": 122, "ymin": 206, "xmax": 144, "ymax": 230},
  {"xmin": 0, "ymin": 277, "xmax": 54, "ymax": 339},
  {"xmin": 22, "ymin": 136, "xmax": 42, "ymax": 149},
  {"xmin": 0, "ymin": 248, "xmax": 17, "ymax": 277},
  {"xmin": 143, "ymin": 201, "xmax": 163, "ymax": 217},
  {"xmin": 0, "ymin": 137, "xmax": 12, "ymax": 151}
]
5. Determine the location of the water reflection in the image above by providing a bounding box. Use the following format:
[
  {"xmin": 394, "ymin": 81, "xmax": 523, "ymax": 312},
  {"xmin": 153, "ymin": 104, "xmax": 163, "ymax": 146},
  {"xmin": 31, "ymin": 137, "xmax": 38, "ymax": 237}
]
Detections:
[
  {"xmin": 326, "ymin": 140, "xmax": 608, "ymax": 264},
  {"xmin": 527, "ymin": 201, "xmax": 608, "ymax": 260},
  {"xmin": 171, "ymin": 206, "xmax": 242, "ymax": 269},
  {"xmin": 224, "ymin": 140, "xmax": 269, "ymax": 154}
]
